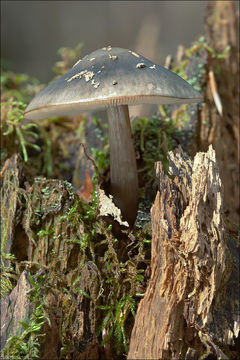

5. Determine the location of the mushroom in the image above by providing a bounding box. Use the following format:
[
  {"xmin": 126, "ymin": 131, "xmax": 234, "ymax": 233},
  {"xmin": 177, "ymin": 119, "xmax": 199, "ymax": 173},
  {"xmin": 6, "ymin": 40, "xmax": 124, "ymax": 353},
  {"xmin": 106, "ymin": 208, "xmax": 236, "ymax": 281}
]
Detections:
[{"xmin": 24, "ymin": 47, "xmax": 203, "ymax": 227}]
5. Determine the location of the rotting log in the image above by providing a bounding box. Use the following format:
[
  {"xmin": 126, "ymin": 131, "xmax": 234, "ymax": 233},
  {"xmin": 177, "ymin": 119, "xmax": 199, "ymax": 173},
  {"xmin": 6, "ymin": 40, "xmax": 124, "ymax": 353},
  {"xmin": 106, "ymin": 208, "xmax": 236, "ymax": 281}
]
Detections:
[{"xmin": 128, "ymin": 145, "xmax": 238, "ymax": 359}]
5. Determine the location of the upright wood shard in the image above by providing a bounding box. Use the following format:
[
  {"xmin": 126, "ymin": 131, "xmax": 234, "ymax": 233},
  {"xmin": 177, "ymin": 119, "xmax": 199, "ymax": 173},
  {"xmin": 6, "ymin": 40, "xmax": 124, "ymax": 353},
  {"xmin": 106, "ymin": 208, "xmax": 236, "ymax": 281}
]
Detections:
[
  {"xmin": 202, "ymin": 0, "xmax": 239, "ymax": 225},
  {"xmin": 0, "ymin": 271, "xmax": 32, "ymax": 352},
  {"xmin": 128, "ymin": 146, "xmax": 231, "ymax": 359}
]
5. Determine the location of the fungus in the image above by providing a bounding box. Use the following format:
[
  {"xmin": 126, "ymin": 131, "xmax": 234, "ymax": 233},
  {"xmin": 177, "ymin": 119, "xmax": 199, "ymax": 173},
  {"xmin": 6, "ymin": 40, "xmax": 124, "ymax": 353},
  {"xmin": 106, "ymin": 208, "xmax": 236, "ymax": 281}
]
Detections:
[{"xmin": 24, "ymin": 47, "xmax": 203, "ymax": 227}]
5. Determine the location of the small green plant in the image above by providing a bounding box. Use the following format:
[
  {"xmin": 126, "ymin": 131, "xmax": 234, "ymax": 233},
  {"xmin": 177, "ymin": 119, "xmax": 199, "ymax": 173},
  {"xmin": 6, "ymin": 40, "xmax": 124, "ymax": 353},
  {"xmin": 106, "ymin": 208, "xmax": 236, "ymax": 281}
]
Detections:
[
  {"xmin": 97, "ymin": 294, "xmax": 137, "ymax": 354},
  {"xmin": 1, "ymin": 99, "xmax": 40, "ymax": 162}
]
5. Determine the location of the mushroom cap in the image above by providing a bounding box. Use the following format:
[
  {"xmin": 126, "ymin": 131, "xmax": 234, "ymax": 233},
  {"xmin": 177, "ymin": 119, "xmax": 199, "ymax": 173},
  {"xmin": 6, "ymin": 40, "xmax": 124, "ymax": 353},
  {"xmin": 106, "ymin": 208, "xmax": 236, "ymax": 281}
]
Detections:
[{"xmin": 24, "ymin": 47, "xmax": 203, "ymax": 120}]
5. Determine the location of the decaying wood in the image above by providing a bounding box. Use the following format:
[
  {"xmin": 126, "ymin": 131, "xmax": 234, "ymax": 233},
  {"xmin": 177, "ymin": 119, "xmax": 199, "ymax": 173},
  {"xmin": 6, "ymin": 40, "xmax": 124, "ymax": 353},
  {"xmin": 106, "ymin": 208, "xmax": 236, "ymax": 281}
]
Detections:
[
  {"xmin": 200, "ymin": 0, "xmax": 239, "ymax": 226},
  {"xmin": 0, "ymin": 271, "xmax": 32, "ymax": 351},
  {"xmin": 0, "ymin": 154, "xmax": 100, "ymax": 359},
  {"xmin": 1, "ymin": 153, "xmax": 145, "ymax": 359},
  {"xmin": 128, "ymin": 146, "xmax": 237, "ymax": 359}
]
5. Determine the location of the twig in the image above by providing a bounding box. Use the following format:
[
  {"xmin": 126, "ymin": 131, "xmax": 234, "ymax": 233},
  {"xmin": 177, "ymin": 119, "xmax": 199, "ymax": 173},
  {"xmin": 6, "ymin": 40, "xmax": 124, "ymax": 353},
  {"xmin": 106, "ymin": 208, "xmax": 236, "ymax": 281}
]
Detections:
[
  {"xmin": 0, "ymin": 158, "xmax": 10, "ymax": 179},
  {"xmin": 80, "ymin": 143, "xmax": 100, "ymax": 178},
  {"xmin": 209, "ymin": 69, "xmax": 223, "ymax": 117}
]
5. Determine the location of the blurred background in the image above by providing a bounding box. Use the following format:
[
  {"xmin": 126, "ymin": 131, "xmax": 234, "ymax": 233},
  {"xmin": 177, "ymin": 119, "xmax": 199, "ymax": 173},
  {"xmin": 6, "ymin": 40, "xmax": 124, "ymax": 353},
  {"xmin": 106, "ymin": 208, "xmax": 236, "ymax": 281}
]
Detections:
[{"xmin": 1, "ymin": 1, "xmax": 207, "ymax": 84}]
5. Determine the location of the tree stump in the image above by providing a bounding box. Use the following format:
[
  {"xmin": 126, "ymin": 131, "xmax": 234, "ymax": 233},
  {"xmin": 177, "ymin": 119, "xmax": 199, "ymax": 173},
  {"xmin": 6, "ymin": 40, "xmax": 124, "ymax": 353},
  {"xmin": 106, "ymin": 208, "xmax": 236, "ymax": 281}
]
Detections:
[
  {"xmin": 128, "ymin": 146, "xmax": 238, "ymax": 359},
  {"xmin": 0, "ymin": 154, "xmax": 101, "ymax": 359}
]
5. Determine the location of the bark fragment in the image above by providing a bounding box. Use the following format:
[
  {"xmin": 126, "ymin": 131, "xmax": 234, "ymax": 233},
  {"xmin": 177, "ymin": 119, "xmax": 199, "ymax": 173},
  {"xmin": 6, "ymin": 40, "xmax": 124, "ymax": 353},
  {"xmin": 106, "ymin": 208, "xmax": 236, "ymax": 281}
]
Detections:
[{"xmin": 0, "ymin": 271, "xmax": 32, "ymax": 351}]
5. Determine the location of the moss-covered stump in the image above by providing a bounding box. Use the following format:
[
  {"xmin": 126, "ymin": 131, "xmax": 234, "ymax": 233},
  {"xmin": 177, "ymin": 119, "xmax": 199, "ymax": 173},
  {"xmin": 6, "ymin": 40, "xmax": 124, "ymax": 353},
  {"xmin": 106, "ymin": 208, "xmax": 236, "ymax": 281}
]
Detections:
[
  {"xmin": 0, "ymin": 154, "xmax": 150, "ymax": 359},
  {"xmin": 128, "ymin": 146, "xmax": 238, "ymax": 359}
]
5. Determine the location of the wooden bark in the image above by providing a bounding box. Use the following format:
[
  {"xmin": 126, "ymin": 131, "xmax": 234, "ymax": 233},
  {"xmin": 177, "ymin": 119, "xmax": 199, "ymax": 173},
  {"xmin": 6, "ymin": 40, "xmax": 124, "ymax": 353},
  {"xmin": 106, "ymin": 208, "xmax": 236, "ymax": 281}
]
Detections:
[
  {"xmin": 199, "ymin": 0, "xmax": 239, "ymax": 226},
  {"xmin": 128, "ymin": 146, "xmax": 237, "ymax": 359},
  {"xmin": 0, "ymin": 271, "xmax": 32, "ymax": 351}
]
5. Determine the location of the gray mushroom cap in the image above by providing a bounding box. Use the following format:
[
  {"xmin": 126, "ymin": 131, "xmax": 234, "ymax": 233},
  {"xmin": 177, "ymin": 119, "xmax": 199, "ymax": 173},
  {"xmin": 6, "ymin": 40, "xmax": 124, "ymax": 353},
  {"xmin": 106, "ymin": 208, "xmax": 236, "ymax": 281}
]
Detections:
[{"xmin": 24, "ymin": 46, "xmax": 203, "ymax": 120}]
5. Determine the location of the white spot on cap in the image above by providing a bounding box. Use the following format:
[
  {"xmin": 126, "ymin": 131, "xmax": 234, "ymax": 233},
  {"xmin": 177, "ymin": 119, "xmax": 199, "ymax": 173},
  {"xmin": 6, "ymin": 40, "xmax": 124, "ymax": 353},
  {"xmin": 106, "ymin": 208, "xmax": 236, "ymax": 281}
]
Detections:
[
  {"xmin": 72, "ymin": 59, "xmax": 82, "ymax": 67},
  {"xmin": 84, "ymin": 71, "xmax": 94, "ymax": 82},
  {"xmin": 91, "ymin": 79, "xmax": 100, "ymax": 88},
  {"xmin": 129, "ymin": 51, "xmax": 140, "ymax": 58},
  {"xmin": 136, "ymin": 63, "xmax": 146, "ymax": 69},
  {"xmin": 67, "ymin": 70, "xmax": 87, "ymax": 82},
  {"xmin": 109, "ymin": 54, "xmax": 118, "ymax": 60}
]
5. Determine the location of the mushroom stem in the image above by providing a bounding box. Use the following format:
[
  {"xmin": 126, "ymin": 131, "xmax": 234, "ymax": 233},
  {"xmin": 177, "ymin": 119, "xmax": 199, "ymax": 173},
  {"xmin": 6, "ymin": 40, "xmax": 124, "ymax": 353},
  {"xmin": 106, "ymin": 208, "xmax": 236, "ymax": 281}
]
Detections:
[{"xmin": 107, "ymin": 105, "xmax": 138, "ymax": 227}]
